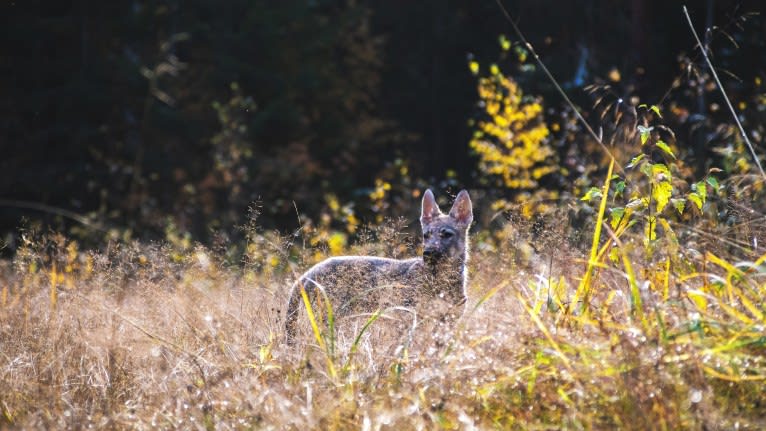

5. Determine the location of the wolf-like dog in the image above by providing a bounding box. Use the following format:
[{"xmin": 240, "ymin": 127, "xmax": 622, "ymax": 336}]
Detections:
[{"xmin": 284, "ymin": 189, "xmax": 473, "ymax": 342}]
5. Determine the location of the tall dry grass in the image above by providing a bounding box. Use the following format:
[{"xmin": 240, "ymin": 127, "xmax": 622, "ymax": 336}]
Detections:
[{"xmin": 1, "ymin": 214, "xmax": 765, "ymax": 429}]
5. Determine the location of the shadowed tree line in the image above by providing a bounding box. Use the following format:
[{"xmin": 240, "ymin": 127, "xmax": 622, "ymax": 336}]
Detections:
[{"xmin": 1, "ymin": 0, "xmax": 764, "ymax": 249}]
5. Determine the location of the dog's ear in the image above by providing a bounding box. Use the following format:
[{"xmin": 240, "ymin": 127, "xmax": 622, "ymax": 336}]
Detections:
[
  {"xmin": 420, "ymin": 189, "xmax": 442, "ymax": 225},
  {"xmin": 448, "ymin": 190, "xmax": 473, "ymax": 228}
]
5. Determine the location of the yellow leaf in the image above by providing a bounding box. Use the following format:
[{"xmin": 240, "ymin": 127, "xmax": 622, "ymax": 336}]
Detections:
[
  {"xmin": 328, "ymin": 232, "xmax": 346, "ymax": 256},
  {"xmin": 688, "ymin": 193, "xmax": 703, "ymax": 210},
  {"xmin": 651, "ymin": 163, "xmax": 671, "ymax": 179},
  {"xmin": 655, "ymin": 140, "xmax": 676, "ymax": 159},
  {"xmin": 653, "ymin": 181, "xmax": 672, "ymax": 213},
  {"xmin": 499, "ymin": 34, "xmax": 511, "ymax": 51},
  {"xmin": 694, "ymin": 180, "xmax": 707, "ymax": 203},
  {"xmin": 688, "ymin": 289, "xmax": 708, "ymax": 311},
  {"xmin": 637, "ymin": 125, "xmax": 653, "ymax": 145}
]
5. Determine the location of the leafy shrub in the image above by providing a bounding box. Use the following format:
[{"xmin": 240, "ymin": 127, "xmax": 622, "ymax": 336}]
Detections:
[{"xmin": 469, "ymin": 57, "xmax": 561, "ymax": 217}]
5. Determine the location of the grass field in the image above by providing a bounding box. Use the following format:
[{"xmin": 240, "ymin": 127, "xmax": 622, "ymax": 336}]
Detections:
[{"xmin": 1, "ymin": 212, "xmax": 765, "ymax": 429}]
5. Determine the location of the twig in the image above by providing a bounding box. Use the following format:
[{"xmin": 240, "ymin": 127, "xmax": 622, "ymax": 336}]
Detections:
[
  {"xmin": 493, "ymin": 0, "xmax": 623, "ymax": 173},
  {"xmin": 0, "ymin": 199, "xmax": 107, "ymax": 232},
  {"xmin": 682, "ymin": 5, "xmax": 766, "ymax": 181}
]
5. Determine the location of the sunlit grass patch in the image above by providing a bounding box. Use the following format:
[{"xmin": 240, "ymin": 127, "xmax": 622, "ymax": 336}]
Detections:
[{"xmin": 1, "ymin": 220, "xmax": 765, "ymax": 429}]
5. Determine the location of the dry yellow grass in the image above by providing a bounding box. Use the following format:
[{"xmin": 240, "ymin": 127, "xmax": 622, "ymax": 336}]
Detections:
[{"xmin": 1, "ymin": 221, "xmax": 765, "ymax": 429}]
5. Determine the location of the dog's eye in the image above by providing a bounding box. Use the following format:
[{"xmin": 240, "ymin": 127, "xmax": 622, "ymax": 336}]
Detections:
[
  {"xmin": 423, "ymin": 232, "xmax": 431, "ymax": 239},
  {"xmin": 440, "ymin": 229, "xmax": 454, "ymax": 239}
]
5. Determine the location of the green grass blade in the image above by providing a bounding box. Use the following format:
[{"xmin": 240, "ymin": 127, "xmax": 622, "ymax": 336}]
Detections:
[{"xmin": 343, "ymin": 309, "xmax": 382, "ymax": 373}]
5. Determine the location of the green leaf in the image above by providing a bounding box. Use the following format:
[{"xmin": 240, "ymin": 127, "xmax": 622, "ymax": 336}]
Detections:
[
  {"xmin": 655, "ymin": 140, "xmax": 676, "ymax": 159},
  {"xmin": 581, "ymin": 187, "xmax": 602, "ymax": 202},
  {"xmin": 614, "ymin": 181, "xmax": 626, "ymax": 197},
  {"xmin": 706, "ymin": 176, "xmax": 719, "ymax": 192},
  {"xmin": 610, "ymin": 207, "xmax": 625, "ymax": 229},
  {"xmin": 650, "ymin": 105, "xmax": 663, "ymax": 118},
  {"xmin": 671, "ymin": 198, "xmax": 686, "ymax": 215},
  {"xmin": 627, "ymin": 154, "xmax": 645, "ymax": 168},
  {"xmin": 688, "ymin": 193, "xmax": 703, "ymax": 210},
  {"xmin": 693, "ymin": 180, "xmax": 707, "ymax": 203},
  {"xmin": 637, "ymin": 125, "xmax": 654, "ymax": 145},
  {"xmin": 653, "ymin": 180, "xmax": 673, "ymax": 213}
]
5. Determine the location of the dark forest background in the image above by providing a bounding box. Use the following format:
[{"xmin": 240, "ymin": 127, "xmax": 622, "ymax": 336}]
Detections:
[{"xmin": 1, "ymin": 0, "xmax": 764, "ymax": 252}]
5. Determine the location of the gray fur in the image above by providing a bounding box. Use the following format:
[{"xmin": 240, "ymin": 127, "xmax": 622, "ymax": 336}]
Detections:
[{"xmin": 284, "ymin": 189, "xmax": 473, "ymax": 342}]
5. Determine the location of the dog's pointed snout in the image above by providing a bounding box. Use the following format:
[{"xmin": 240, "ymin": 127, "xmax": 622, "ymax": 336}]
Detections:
[{"xmin": 423, "ymin": 248, "xmax": 444, "ymax": 263}]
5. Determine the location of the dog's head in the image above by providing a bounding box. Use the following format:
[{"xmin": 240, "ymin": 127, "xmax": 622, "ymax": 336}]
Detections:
[{"xmin": 419, "ymin": 189, "xmax": 473, "ymax": 265}]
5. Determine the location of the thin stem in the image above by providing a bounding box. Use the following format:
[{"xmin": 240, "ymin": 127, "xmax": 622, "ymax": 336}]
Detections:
[
  {"xmin": 682, "ymin": 5, "xmax": 766, "ymax": 181},
  {"xmin": 493, "ymin": 0, "xmax": 622, "ymax": 173},
  {"xmin": 0, "ymin": 199, "xmax": 106, "ymax": 232}
]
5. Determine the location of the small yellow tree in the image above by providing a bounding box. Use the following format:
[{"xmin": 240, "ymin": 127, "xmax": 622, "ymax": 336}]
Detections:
[{"xmin": 469, "ymin": 64, "xmax": 558, "ymax": 216}]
